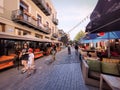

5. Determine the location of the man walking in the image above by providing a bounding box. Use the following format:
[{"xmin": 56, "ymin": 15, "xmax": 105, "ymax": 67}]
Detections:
[
  {"xmin": 67, "ymin": 44, "xmax": 71, "ymax": 55},
  {"xmin": 74, "ymin": 44, "xmax": 79, "ymax": 55}
]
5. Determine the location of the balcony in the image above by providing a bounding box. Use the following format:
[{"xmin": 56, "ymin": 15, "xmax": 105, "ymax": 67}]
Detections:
[
  {"xmin": 32, "ymin": 0, "xmax": 51, "ymax": 16},
  {"xmin": 52, "ymin": 18, "xmax": 58, "ymax": 25},
  {"xmin": 58, "ymin": 30, "xmax": 64, "ymax": 35},
  {"xmin": 11, "ymin": 9, "xmax": 51, "ymax": 34},
  {"xmin": 52, "ymin": 33, "xmax": 58, "ymax": 38},
  {"xmin": 12, "ymin": 10, "xmax": 37, "ymax": 28},
  {"xmin": 43, "ymin": 25, "xmax": 51, "ymax": 34}
]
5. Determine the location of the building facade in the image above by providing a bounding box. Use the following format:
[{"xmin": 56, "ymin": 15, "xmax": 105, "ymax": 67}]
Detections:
[
  {"xmin": 0, "ymin": 0, "xmax": 58, "ymax": 40},
  {"xmin": 58, "ymin": 29, "xmax": 69, "ymax": 44}
]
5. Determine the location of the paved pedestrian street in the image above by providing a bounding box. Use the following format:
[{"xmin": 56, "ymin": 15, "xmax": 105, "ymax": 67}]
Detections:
[{"xmin": 0, "ymin": 48, "xmax": 98, "ymax": 90}]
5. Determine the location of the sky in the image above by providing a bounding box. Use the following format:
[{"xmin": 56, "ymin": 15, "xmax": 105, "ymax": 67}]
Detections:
[{"xmin": 51, "ymin": 0, "xmax": 98, "ymax": 40}]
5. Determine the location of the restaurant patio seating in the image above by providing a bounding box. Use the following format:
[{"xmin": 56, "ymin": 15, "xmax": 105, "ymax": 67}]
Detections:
[
  {"xmin": 81, "ymin": 58, "xmax": 120, "ymax": 89},
  {"xmin": 0, "ymin": 55, "xmax": 16, "ymax": 70},
  {"xmin": 34, "ymin": 49, "xmax": 44, "ymax": 59},
  {"xmin": 111, "ymin": 51, "xmax": 119, "ymax": 57}
]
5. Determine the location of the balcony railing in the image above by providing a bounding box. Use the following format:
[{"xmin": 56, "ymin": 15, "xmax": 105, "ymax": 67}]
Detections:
[
  {"xmin": 32, "ymin": 0, "xmax": 51, "ymax": 16},
  {"xmin": 43, "ymin": 26, "xmax": 51, "ymax": 34},
  {"xmin": 12, "ymin": 9, "xmax": 37, "ymax": 27},
  {"xmin": 52, "ymin": 18, "xmax": 58, "ymax": 25},
  {"xmin": 58, "ymin": 30, "xmax": 64, "ymax": 35},
  {"xmin": 52, "ymin": 33, "xmax": 58, "ymax": 38},
  {"xmin": 11, "ymin": 9, "xmax": 51, "ymax": 34}
]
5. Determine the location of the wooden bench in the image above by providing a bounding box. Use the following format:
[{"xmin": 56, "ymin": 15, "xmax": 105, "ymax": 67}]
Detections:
[{"xmin": 100, "ymin": 74, "xmax": 120, "ymax": 90}]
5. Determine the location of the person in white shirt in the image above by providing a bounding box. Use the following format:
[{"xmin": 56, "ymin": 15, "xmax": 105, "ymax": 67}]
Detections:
[{"xmin": 27, "ymin": 48, "xmax": 36, "ymax": 76}]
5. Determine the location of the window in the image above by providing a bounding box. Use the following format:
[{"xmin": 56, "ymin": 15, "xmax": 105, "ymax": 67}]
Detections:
[
  {"xmin": 0, "ymin": 23, "xmax": 5, "ymax": 32},
  {"xmin": 20, "ymin": 0, "xmax": 29, "ymax": 21},
  {"xmin": 18, "ymin": 30, "xmax": 22, "ymax": 35},
  {"xmin": 23, "ymin": 31, "xmax": 30, "ymax": 35},
  {"xmin": 45, "ymin": 36, "xmax": 49, "ymax": 39},
  {"xmin": 37, "ymin": 14, "xmax": 42, "ymax": 26},
  {"xmin": 35, "ymin": 34, "xmax": 42, "ymax": 38},
  {"xmin": 15, "ymin": 28, "xmax": 22, "ymax": 35},
  {"xmin": 46, "ymin": 21, "xmax": 49, "ymax": 27},
  {"xmin": 46, "ymin": 3, "xmax": 51, "ymax": 13},
  {"xmin": 15, "ymin": 28, "xmax": 30, "ymax": 36},
  {"xmin": 35, "ymin": 34, "xmax": 39, "ymax": 38}
]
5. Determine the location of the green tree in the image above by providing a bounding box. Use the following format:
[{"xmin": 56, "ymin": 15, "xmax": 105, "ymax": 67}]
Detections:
[{"xmin": 74, "ymin": 30, "xmax": 85, "ymax": 41}]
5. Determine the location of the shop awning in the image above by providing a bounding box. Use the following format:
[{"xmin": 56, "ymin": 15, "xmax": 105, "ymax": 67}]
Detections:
[{"xmin": 0, "ymin": 32, "xmax": 52, "ymax": 43}]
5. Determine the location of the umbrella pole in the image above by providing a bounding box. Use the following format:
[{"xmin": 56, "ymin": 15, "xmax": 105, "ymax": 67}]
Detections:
[{"xmin": 108, "ymin": 32, "xmax": 110, "ymax": 58}]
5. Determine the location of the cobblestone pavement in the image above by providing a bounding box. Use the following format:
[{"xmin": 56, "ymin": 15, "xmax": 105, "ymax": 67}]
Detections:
[{"xmin": 0, "ymin": 48, "xmax": 98, "ymax": 90}]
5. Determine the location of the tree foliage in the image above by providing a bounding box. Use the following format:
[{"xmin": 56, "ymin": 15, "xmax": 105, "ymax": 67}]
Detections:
[{"xmin": 74, "ymin": 30, "xmax": 85, "ymax": 41}]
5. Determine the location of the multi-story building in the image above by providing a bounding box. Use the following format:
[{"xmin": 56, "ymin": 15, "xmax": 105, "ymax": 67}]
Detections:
[
  {"xmin": 58, "ymin": 29, "xmax": 69, "ymax": 44},
  {"xmin": 58, "ymin": 29, "xmax": 65, "ymax": 38},
  {"xmin": 0, "ymin": 0, "xmax": 58, "ymax": 40}
]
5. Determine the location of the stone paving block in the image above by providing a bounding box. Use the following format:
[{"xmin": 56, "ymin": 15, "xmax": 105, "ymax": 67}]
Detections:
[{"xmin": 0, "ymin": 48, "xmax": 98, "ymax": 90}]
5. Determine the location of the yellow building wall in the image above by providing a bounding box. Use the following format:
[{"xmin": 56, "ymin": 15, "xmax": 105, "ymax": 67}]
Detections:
[
  {"xmin": 0, "ymin": 0, "xmax": 4, "ymax": 13},
  {"xmin": 3, "ymin": 0, "xmax": 19, "ymax": 20},
  {"xmin": 0, "ymin": 0, "xmax": 58, "ymax": 40},
  {"xmin": 5, "ymin": 25, "xmax": 15, "ymax": 34}
]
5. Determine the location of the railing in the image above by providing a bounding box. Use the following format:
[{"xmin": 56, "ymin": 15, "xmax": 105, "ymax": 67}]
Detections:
[
  {"xmin": 52, "ymin": 18, "xmax": 58, "ymax": 25},
  {"xmin": 11, "ymin": 9, "xmax": 51, "ymax": 34},
  {"xmin": 12, "ymin": 9, "xmax": 37, "ymax": 26},
  {"xmin": 44, "ymin": 26, "xmax": 51, "ymax": 34},
  {"xmin": 58, "ymin": 30, "xmax": 64, "ymax": 34},
  {"xmin": 52, "ymin": 33, "xmax": 58, "ymax": 38},
  {"xmin": 32, "ymin": 0, "xmax": 51, "ymax": 16}
]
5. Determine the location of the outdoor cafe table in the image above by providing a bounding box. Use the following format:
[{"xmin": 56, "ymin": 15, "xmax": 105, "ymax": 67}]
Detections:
[{"xmin": 100, "ymin": 74, "xmax": 120, "ymax": 90}]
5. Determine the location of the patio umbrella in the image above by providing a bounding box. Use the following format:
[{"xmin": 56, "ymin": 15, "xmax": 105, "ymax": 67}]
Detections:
[
  {"xmin": 86, "ymin": 0, "xmax": 120, "ymax": 33},
  {"xmin": 97, "ymin": 31, "xmax": 120, "ymax": 39},
  {"xmin": 81, "ymin": 31, "xmax": 120, "ymax": 41},
  {"xmin": 80, "ymin": 33, "xmax": 104, "ymax": 43}
]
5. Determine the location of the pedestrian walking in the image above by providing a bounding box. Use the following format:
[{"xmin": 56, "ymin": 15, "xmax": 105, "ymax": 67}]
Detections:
[
  {"xmin": 27, "ymin": 48, "xmax": 36, "ymax": 77},
  {"xmin": 15, "ymin": 48, "xmax": 21, "ymax": 70},
  {"xmin": 51, "ymin": 43, "xmax": 57, "ymax": 61},
  {"xmin": 74, "ymin": 44, "xmax": 79, "ymax": 55},
  {"xmin": 67, "ymin": 44, "xmax": 71, "ymax": 55},
  {"xmin": 19, "ymin": 43, "xmax": 29, "ymax": 73}
]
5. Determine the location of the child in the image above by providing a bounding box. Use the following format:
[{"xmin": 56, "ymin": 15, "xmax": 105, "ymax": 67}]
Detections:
[{"xmin": 27, "ymin": 48, "xmax": 36, "ymax": 77}]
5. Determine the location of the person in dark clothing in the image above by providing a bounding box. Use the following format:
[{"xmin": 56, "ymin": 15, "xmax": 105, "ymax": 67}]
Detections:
[
  {"xmin": 53, "ymin": 44, "xmax": 57, "ymax": 53},
  {"xmin": 68, "ymin": 44, "xmax": 71, "ymax": 55},
  {"xmin": 51, "ymin": 43, "xmax": 57, "ymax": 61},
  {"xmin": 19, "ymin": 43, "xmax": 29, "ymax": 73},
  {"xmin": 74, "ymin": 44, "xmax": 79, "ymax": 55}
]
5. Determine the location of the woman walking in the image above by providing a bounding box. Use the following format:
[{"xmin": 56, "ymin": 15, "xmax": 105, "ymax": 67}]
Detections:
[{"xmin": 19, "ymin": 43, "xmax": 29, "ymax": 73}]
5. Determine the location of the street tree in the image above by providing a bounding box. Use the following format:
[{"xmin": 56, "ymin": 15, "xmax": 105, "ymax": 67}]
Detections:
[{"xmin": 74, "ymin": 30, "xmax": 85, "ymax": 41}]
